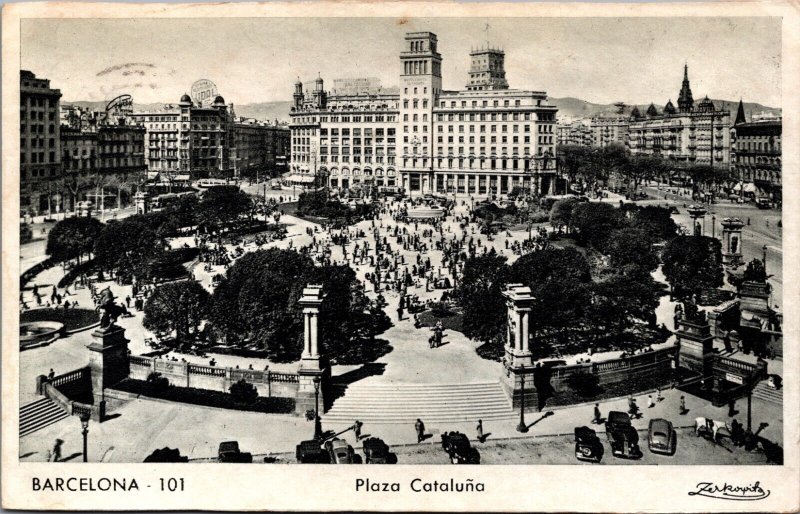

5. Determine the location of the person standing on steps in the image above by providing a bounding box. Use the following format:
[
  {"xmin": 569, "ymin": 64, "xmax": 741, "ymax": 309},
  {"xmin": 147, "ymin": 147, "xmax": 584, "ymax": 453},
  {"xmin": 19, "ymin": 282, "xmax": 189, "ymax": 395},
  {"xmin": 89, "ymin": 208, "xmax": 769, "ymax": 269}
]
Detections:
[
  {"xmin": 476, "ymin": 419, "xmax": 484, "ymax": 443},
  {"xmin": 353, "ymin": 420, "xmax": 363, "ymax": 441}
]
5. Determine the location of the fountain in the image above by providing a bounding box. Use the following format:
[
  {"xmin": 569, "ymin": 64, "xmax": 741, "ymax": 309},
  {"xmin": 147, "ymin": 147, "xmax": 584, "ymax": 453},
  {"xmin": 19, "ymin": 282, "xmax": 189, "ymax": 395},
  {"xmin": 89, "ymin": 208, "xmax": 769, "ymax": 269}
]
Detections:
[{"xmin": 20, "ymin": 321, "xmax": 64, "ymax": 349}]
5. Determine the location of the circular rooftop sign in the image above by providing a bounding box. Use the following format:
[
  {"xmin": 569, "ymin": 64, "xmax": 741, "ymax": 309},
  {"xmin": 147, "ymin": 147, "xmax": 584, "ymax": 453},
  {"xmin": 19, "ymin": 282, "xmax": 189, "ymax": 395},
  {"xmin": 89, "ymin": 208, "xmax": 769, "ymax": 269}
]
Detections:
[{"xmin": 191, "ymin": 79, "xmax": 219, "ymax": 107}]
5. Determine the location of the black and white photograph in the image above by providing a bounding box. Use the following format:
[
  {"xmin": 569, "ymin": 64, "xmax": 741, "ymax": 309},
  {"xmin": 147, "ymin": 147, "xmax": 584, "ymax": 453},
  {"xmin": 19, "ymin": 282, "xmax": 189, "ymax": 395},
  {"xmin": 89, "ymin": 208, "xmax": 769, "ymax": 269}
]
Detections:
[{"xmin": 3, "ymin": 3, "xmax": 798, "ymax": 511}]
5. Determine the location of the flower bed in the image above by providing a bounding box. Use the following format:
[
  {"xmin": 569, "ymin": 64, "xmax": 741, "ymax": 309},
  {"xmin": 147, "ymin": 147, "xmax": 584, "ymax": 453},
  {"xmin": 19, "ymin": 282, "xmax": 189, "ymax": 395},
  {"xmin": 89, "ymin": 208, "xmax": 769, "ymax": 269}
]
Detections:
[
  {"xmin": 113, "ymin": 378, "xmax": 295, "ymax": 414},
  {"xmin": 20, "ymin": 308, "xmax": 99, "ymax": 332}
]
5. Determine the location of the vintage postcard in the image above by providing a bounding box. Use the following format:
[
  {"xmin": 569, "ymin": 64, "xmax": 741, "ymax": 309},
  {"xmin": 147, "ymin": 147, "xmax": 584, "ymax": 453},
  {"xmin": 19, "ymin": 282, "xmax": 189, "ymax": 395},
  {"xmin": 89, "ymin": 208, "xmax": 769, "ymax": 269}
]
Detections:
[{"xmin": 2, "ymin": 1, "xmax": 798, "ymax": 511}]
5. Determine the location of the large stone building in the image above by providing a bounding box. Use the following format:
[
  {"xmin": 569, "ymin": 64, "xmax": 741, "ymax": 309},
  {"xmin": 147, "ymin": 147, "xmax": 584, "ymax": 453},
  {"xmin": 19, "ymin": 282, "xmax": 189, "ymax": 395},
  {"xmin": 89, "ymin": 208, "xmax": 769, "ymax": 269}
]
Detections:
[
  {"xmin": 20, "ymin": 70, "xmax": 62, "ymax": 215},
  {"xmin": 129, "ymin": 94, "xmax": 234, "ymax": 178},
  {"xmin": 590, "ymin": 117, "xmax": 629, "ymax": 148},
  {"xmin": 289, "ymin": 31, "xmax": 559, "ymax": 197},
  {"xmin": 730, "ymin": 100, "xmax": 782, "ymax": 205},
  {"xmin": 232, "ymin": 118, "xmax": 290, "ymax": 179},
  {"xmin": 557, "ymin": 120, "xmax": 593, "ymax": 147},
  {"xmin": 627, "ymin": 65, "xmax": 730, "ymax": 166}
]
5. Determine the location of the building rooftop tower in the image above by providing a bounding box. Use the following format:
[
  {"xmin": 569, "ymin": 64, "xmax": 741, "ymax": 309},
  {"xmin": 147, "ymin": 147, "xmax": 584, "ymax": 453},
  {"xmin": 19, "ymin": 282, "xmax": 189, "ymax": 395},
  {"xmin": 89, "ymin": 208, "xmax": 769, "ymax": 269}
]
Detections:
[{"xmin": 678, "ymin": 63, "xmax": 694, "ymax": 113}]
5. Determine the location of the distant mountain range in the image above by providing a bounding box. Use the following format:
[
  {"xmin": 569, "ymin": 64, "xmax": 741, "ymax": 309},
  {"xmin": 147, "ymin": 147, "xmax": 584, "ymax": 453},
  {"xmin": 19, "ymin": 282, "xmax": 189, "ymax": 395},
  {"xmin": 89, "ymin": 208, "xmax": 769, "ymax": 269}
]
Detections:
[
  {"xmin": 548, "ymin": 97, "xmax": 780, "ymax": 121},
  {"xmin": 65, "ymin": 97, "xmax": 780, "ymax": 124}
]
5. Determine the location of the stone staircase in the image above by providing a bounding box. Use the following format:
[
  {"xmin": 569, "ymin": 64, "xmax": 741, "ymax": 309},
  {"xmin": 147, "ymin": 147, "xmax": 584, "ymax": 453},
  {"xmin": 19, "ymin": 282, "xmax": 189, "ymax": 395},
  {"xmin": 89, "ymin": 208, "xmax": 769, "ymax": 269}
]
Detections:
[
  {"xmin": 322, "ymin": 381, "xmax": 515, "ymax": 424},
  {"xmin": 19, "ymin": 397, "xmax": 70, "ymax": 438},
  {"xmin": 752, "ymin": 380, "xmax": 782, "ymax": 405}
]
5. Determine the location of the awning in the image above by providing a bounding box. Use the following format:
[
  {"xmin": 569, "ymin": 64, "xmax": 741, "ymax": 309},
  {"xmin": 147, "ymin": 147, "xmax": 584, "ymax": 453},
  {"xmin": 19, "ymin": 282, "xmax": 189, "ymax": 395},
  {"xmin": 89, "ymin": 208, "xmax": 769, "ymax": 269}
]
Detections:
[
  {"xmin": 146, "ymin": 172, "xmax": 160, "ymax": 181},
  {"xmin": 733, "ymin": 183, "xmax": 758, "ymax": 193},
  {"xmin": 287, "ymin": 174, "xmax": 316, "ymax": 183}
]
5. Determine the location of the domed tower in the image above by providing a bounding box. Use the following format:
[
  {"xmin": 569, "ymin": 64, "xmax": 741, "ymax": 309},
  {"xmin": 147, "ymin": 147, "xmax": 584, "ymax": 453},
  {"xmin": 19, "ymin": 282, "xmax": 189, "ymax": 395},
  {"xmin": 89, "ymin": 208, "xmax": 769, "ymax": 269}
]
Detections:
[
  {"xmin": 646, "ymin": 103, "xmax": 659, "ymax": 117},
  {"xmin": 179, "ymin": 93, "xmax": 192, "ymax": 106},
  {"xmin": 630, "ymin": 106, "xmax": 642, "ymax": 120},
  {"xmin": 697, "ymin": 96, "xmax": 715, "ymax": 113},
  {"xmin": 213, "ymin": 95, "xmax": 226, "ymax": 108},
  {"xmin": 293, "ymin": 78, "xmax": 304, "ymax": 109},
  {"xmin": 312, "ymin": 74, "xmax": 326, "ymax": 109},
  {"xmin": 664, "ymin": 99, "xmax": 676, "ymax": 115}
]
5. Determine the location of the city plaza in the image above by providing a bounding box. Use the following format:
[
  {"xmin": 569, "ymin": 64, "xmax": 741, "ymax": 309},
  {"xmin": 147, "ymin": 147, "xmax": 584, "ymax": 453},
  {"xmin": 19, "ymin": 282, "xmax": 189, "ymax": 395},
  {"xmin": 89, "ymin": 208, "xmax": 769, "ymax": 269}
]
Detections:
[{"xmin": 18, "ymin": 181, "xmax": 783, "ymax": 463}]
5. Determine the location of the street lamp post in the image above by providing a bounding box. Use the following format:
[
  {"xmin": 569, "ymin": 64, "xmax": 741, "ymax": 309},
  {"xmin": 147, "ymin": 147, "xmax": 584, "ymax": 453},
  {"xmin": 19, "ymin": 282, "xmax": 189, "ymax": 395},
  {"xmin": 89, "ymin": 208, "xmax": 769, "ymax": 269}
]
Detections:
[
  {"xmin": 711, "ymin": 214, "xmax": 716, "ymax": 239},
  {"xmin": 80, "ymin": 412, "xmax": 90, "ymax": 462},
  {"xmin": 516, "ymin": 367, "xmax": 529, "ymax": 433},
  {"xmin": 313, "ymin": 375, "xmax": 323, "ymax": 441}
]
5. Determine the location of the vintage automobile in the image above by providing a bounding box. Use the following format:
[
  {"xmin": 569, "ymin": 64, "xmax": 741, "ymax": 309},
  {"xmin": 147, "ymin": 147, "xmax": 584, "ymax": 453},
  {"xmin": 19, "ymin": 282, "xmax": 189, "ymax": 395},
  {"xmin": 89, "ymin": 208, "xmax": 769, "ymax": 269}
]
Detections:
[
  {"xmin": 362, "ymin": 437, "xmax": 391, "ymax": 464},
  {"xmin": 295, "ymin": 440, "xmax": 328, "ymax": 464},
  {"xmin": 441, "ymin": 431, "xmax": 473, "ymax": 464},
  {"xmin": 647, "ymin": 418, "xmax": 677, "ymax": 455},
  {"xmin": 218, "ymin": 441, "xmax": 253, "ymax": 463},
  {"xmin": 324, "ymin": 438, "xmax": 356, "ymax": 464},
  {"xmin": 574, "ymin": 426, "xmax": 604, "ymax": 463},
  {"xmin": 605, "ymin": 411, "xmax": 642, "ymax": 459}
]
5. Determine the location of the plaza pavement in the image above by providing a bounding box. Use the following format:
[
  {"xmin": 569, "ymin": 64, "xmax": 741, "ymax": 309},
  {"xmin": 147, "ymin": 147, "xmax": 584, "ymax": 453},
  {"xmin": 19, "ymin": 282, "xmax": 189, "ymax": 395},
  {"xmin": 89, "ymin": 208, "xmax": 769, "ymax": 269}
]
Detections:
[{"xmin": 19, "ymin": 379, "xmax": 782, "ymax": 462}]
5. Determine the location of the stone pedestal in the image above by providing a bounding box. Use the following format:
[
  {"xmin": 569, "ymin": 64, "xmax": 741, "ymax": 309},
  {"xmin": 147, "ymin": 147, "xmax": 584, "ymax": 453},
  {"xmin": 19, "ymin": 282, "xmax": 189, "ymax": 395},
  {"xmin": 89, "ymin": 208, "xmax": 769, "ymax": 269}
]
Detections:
[
  {"xmin": 676, "ymin": 318, "xmax": 714, "ymax": 378},
  {"xmin": 87, "ymin": 324, "xmax": 129, "ymax": 414},
  {"xmin": 501, "ymin": 365, "xmax": 539, "ymax": 412},
  {"xmin": 721, "ymin": 217, "xmax": 745, "ymax": 266},
  {"xmin": 134, "ymin": 191, "xmax": 150, "ymax": 215}
]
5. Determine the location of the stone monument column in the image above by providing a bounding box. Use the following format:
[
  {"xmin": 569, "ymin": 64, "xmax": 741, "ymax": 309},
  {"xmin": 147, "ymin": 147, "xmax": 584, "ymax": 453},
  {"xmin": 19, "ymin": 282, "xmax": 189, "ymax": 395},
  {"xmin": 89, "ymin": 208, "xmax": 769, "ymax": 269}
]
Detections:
[
  {"xmin": 501, "ymin": 284, "xmax": 537, "ymax": 411},
  {"xmin": 296, "ymin": 285, "xmax": 328, "ymax": 416},
  {"xmin": 687, "ymin": 205, "xmax": 707, "ymax": 237}
]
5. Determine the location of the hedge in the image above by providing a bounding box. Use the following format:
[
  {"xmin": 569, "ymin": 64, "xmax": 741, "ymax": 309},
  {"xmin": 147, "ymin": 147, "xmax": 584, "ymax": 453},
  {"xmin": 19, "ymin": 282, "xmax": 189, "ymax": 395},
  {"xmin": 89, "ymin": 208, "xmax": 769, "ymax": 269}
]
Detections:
[{"xmin": 113, "ymin": 378, "xmax": 295, "ymax": 414}]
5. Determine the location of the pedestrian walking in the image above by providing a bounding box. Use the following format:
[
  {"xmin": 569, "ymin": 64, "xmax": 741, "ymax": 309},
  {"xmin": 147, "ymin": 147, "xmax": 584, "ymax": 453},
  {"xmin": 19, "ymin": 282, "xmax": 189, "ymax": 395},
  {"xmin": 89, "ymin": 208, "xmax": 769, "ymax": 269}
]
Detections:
[
  {"xmin": 679, "ymin": 395, "xmax": 687, "ymax": 415},
  {"xmin": 125, "ymin": 295, "xmax": 131, "ymax": 308},
  {"xmin": 593, "ymin": 403, "xmax": 602, "ymax": 424},
  {"xmin": 415, "ymin": 418, "xmax": 425, "ymax": 443},
  {"xmin": 476, "ymin": 419, "xmax": 484, "ymax": 443},
  {"xmin": 656, "ymin": 387, "xmax": 663, "ymax": 402},
  {"xmin": 49, "ymin": 438, "xmax": 63, "ymax": 462},
  {"xmin": 353, "ymin": 420, "xmax": 363, "ymax": 441}
]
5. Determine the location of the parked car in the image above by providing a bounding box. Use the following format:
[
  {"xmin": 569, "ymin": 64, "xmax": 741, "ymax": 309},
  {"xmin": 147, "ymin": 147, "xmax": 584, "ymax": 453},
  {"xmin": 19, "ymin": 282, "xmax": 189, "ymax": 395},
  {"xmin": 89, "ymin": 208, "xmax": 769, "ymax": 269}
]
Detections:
[
  {"xmin": 441, "ymin": 431, "xmax": 474, "ymax": 464},
  {"xmin": 755, "ymin": 197, "xmax": 771, "ymax": 209},
  {"xmin": 362, "ymin": 437, "xmax": 391, "ymax": 464},
  {"xmin": 296, "ymin": 439, "xmax": 328, "ymax": 463},
  {"xmin": 218, "ymin": 441, "xmax": 253, "ymax": 463},
  {"xmin": 324, "ymin": 438, "xmax": 355, "ymax": 464},
  {"xmin": 605, "ymin": 411, "xmax": 641, "ymax": 459},
  {"xmin": 574, "ymin": 426, "xmax": 604, "ymax": 463},
  {"xmin": 647, "ymin": 418, "xmax": 677, "ymax": 455}
]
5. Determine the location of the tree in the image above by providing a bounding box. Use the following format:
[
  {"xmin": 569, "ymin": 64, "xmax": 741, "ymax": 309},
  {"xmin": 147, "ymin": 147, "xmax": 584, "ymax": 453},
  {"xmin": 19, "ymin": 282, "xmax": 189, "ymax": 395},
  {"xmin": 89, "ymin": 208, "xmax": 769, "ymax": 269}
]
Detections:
[
  {"xmin": 510, "ymin": 248, "xmax": 593, "ymax": 341},
  {"xmin": 603, "ymin": 228, "xmax": 659, "ymax": 272},
  {"xmin": 571, "ymin": 202, "xmax": 623, "ymax": 247},
  {"xmin": 629, "ymin": 205, "xmax": 678, "ymax": 242},
  {"xmin": 209, "ymin": 248, "xmax": 388, "ymax": 363},
  {"xmin": 229, "ymin": 379, "xmax": 258, "ymax": 405},
  {"xmin": 549, "ymin": 198, "xmax": 578, "ymax": 233},
  {"xmin": 143, "ymin": 280, "xmax": 211, "ymax": 342},
  {"xmin": 196, "ymin": 186, "xmax": 252, "ymax": 231},
  {"xmin": 590, "ymin": 273, "xmax": 660, "ymax": 335},
  {"xmin": 662, "ymin": 235, "xmax": 723, "ymax": 300},
  {"xmin": 46, "ymin": 217, "xmax": 104, "ymax": 263},
  {"xmin": 452, "ymin": 254, "xmax": 510, "ymax": 344},
  {"xmin": 94, "ymin": 218, "xmax": 167, "ymax": 281}
]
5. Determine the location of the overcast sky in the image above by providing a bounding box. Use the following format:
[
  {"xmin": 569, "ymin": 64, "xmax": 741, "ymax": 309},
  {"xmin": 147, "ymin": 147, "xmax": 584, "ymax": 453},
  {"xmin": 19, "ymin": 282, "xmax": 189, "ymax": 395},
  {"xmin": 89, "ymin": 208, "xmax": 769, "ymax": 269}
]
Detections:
[{"xmin": 21, "ymin": 17, "xmax": 781, "ymax": 107}]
